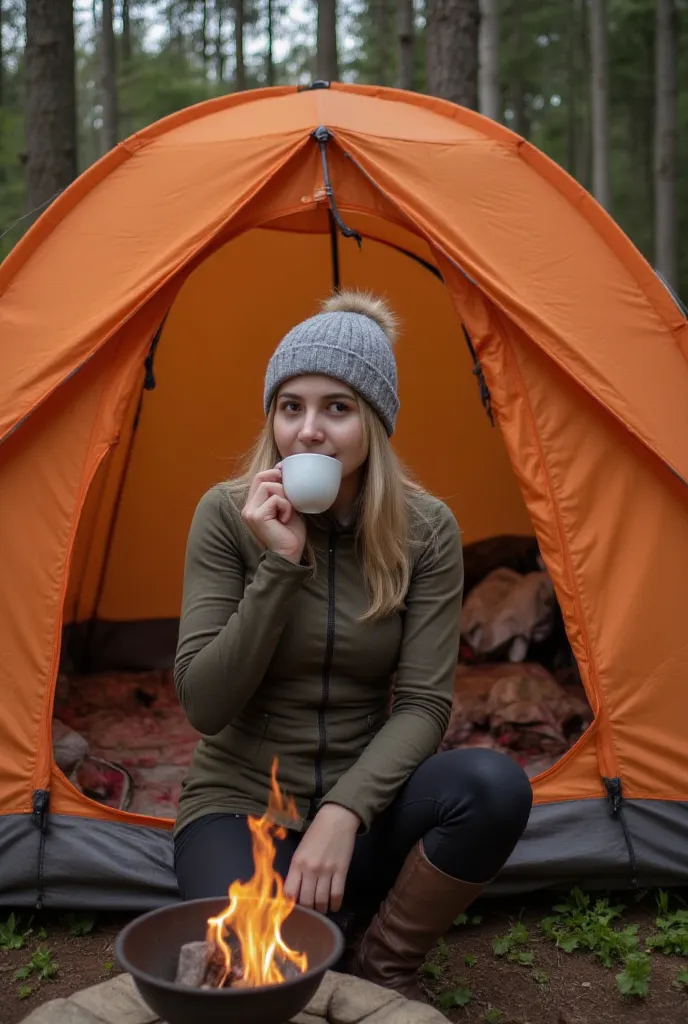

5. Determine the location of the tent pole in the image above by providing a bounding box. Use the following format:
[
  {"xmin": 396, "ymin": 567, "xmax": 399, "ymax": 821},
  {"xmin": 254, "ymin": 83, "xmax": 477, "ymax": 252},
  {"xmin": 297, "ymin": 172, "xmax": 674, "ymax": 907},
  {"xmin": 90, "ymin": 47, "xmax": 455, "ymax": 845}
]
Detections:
[{"xmin": 328, "ymin": 209, "xmax": 340, "ymax": 291}]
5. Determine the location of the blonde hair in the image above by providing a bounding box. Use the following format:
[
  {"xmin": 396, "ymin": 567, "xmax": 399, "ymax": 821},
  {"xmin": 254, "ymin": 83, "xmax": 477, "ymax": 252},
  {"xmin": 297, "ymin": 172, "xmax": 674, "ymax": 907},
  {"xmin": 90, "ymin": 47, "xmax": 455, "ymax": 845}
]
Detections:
[{"xmin": 226, "ymin": 397, "xmax": 427, "ymax": 623}]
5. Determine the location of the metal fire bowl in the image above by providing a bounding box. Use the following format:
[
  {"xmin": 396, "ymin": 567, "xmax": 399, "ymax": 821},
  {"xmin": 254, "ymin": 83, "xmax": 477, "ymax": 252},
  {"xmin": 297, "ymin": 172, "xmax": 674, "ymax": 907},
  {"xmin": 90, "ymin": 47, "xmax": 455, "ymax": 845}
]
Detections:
[{"xmin": 115, "ymin": 896, "xmax": 345, "ymax": 1024}]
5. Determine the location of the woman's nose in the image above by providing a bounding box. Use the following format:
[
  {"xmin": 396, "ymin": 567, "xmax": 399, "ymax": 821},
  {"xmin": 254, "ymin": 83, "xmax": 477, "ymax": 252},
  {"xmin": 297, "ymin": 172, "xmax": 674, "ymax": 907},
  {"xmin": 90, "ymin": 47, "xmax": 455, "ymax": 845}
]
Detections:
[{"xmin": 298, "ymin": 413, "xmax": 325, "ymax": 442}]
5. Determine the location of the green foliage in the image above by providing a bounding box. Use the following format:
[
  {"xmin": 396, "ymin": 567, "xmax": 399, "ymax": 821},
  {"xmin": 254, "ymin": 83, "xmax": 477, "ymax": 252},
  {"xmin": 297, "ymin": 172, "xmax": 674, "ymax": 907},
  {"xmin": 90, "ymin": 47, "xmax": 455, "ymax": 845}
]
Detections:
[
  {"xmin": 646, "ymin": 891, "xmax": 688, "ymax": 956},
  {"xmin": 0, "ymin": 913, "xmax": 25, "ymax": 951},
  {"xmin": 483, "ymin": 1010, "xmax": 504, "ymax": 1024},
  {"xmin": 540, "ymin": 888, "xmax": 638, "ymax": 968},
  {"xmin": 492, "ymin": 921, "xmax": 534, "ymax": 965},
  {"xmin": 674, "ymin": 967, "xmax": 688, "ymax": 988},
  {"xmin": 30, "ymin": 947, "xmax": 59, "ymax": 980},
  {"xmin": 17, "ymin": 986, "xmax": 33, "ymax": 1000},
  {"xmin": 436, "ymin": 983, "xmax": 473, "ymax": 1008},
  {"xmin": 616, "ymin": 951, "xmax": 651, "ymax": 998},
  {"xmin": 534, "ymin": 968, "xmax": 550, "ymax": 988},
  {"xmin": 63, "ymin": 913, "xmax": 97, "ymax": 937},
  {"xmin": 464, "ymin": 953, "xmax": 477, "ymax": 967},
  {"xmin": 454, "ymin": 912, "xmax": 483, "ymax": 927}
]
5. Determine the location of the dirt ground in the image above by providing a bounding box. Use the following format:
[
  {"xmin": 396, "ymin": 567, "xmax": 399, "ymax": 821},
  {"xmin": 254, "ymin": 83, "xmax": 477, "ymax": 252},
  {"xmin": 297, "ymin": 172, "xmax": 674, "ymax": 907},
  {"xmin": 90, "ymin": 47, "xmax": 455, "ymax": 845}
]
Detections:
[{"xmin": 1, "ymin": 890, "xmax": 687, "ymax": 1024}]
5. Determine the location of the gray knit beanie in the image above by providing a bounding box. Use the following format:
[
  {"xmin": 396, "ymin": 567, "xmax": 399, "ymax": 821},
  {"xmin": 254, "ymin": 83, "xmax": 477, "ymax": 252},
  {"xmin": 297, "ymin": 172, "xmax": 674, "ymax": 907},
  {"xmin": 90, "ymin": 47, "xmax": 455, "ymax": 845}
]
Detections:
[{"xmin": 264, "ymin": 291, "xmax": 400, "ymax": 435}]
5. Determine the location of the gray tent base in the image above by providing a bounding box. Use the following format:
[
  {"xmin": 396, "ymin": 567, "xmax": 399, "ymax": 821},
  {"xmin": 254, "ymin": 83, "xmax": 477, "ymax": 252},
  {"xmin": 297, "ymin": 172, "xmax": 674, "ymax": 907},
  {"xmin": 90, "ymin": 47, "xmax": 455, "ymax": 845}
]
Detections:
[{"xmin": 1, "ymin": 798, "xmax": 687, "ymax": 910}]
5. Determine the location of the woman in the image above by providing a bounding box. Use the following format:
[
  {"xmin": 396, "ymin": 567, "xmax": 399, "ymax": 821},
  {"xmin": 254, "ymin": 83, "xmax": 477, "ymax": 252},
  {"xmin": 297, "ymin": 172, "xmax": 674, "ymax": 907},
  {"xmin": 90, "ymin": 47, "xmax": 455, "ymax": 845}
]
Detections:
[{"xmin": 173, "ymin": 291, "xmax": 533, "ymax": 998}]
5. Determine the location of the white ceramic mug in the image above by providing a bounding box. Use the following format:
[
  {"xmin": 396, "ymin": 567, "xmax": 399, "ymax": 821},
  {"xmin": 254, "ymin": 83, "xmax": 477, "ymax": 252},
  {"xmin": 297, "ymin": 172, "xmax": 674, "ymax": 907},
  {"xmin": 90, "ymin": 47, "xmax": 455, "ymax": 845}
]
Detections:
[{"xmin": 280, "ymin": 453, "xmax": 343, "ymax": 514}]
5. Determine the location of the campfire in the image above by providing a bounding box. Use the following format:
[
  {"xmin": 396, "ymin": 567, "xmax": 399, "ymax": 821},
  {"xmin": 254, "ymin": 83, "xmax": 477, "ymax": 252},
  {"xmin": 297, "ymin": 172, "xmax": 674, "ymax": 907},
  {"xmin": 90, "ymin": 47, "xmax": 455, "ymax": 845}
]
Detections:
[{"xmin": 176, "ymin": 758, "xmax": 308, "ymax": 990}]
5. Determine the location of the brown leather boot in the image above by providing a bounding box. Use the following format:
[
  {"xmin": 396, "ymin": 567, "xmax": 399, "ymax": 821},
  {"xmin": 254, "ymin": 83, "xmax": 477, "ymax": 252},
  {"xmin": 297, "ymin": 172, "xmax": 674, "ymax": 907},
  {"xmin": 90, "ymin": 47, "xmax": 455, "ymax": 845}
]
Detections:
[{"xmin": 354, "ymin": 840, "xmax": 488, "ymax": 1001}]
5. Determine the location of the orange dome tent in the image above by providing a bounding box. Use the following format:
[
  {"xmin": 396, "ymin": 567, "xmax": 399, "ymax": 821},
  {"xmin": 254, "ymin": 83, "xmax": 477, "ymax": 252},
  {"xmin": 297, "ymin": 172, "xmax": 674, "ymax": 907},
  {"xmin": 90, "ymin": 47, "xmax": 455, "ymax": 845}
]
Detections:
[{"xmin": 1, "ymin": 83, "xmax": 687, "ymax": 909}]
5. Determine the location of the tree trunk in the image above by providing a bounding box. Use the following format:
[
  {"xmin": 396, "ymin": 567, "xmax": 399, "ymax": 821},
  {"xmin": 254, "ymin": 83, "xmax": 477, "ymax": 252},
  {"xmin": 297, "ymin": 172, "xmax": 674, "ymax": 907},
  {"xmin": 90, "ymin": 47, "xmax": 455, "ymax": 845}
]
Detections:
[
  {"xmin": 654, "ymin": 0, "xmax": 677, "ymax": 288},
  {"xmin": 316, "ymin": 0, "xmax": 338, "ymax": 82},
  {"xmin": 201, "ymin": 0, "xmax": 209, "ymax": 72},
  {"xmin": 426, "ymin": 0, "xmax": 480, "ymax": 109},
  {"xmin": 121, "ymin": 0, "xmax": 131, "ymax": 63},
  {"xmin": 216, "ymin": 0, "xmax": 225, "ymax": 82},
  {"xmin": 101, "ymin": 0, "xmax": 118, "ymax": 152},
  {"xmin": 397, "ymin": 0, "xmax": 414, "ymax": 90},
  {"xmin": 234, "ymin": 0, "xmax": 245, "ymax": 90},
  {"xmin": 25, "ymin": 0, "xmax": 78, "ymax": 213},
  {"xmin": 478, "ymin": 0, "xmax": 499, "ymax": 120},
  {"xmin": 266, "ymin": 0, "xmax": 275, "ymax": 86},
  {"xmin": 0, "ymin": 0, "xmax": 5, "ymax": 111},
  {"xmin": 589, "ymin": 0, "xmax": 611, "ymax": 210}
]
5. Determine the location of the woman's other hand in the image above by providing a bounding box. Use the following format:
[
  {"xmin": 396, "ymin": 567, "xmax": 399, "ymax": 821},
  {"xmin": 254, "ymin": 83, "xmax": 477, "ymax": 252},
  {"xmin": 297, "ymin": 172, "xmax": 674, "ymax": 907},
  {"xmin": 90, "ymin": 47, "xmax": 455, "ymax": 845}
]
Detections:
[
  {"xmin": 283, "ymin": 804, "xmax": 360, "ymax": 914},
  {"xmin": 241, "ymin": 467, "xmax": 306, "ymax": 565}
]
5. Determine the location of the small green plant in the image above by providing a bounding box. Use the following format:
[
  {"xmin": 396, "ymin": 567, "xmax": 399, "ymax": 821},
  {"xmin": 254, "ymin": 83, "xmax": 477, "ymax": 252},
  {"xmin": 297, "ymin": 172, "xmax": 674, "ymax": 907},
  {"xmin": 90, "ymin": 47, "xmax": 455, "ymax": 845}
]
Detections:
[
  {"xmin": 0, "ymin": 913, "xmax": 25, "ymax": 950},
  {"xmin": 616, "ymin": 951, "xmax": 651, "ymax": 998},
  {"xmin": 37, "ymin": 927, "xmax": 48, "ymax": 940},
  {"xmin": 493, "ymin": 922, "xmax": 533, "ymax": 965},
  {"xmin": 15, "ymin": 946, "xmax": 59, "ymax": 987},
  {"xmin": 540, "ymin": 888, "xmax": 638, "ymax": 967},
  {"xmin": 63, "ymin": 913, "xmax": 96, "ymax": 937},
  {"xmin": 534, "ymin": 969, "xmax": 550, "ymax": 989},
  {"xmin": 646, "ymin": 892, "xmax": 688, "ymax": 956},
  {"xmin": 103, "ymin": 961, "xmax": 114, "ymax": 972},
  {"xmin": 454, "ymin": 912, "xmax": 483, "ymax": 927},
  {"xmin": 420, "ymin": 962, "xmax": 442, "ymax": 978},
  {"xmin": 437, "ymin": 984, "xmax": 473, "ymax": 1008},
  {"xmin": 483, "ymin": 1010, "xmax": 503, "ymax": 1024},
  {"xmin": 464, "ymin": 953, "xmax": 476, "ymax": 967},
  {"xmin": 17, "ymin": 986, "xmax": 33, "ymax": 1000},
  {"xmin": 674, "ymin": 967, "xmax": 688, "ymax": 989}
]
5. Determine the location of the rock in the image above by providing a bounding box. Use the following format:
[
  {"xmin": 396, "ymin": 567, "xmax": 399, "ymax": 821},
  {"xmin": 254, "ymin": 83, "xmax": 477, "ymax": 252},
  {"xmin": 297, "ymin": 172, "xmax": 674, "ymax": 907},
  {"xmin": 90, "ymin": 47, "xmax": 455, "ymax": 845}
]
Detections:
[
  {"xmin": 175, "ymin": 940, "xmax": 213, "ymax": 987},
  {"xmin": 329, "ymin": 975, "xmax": 403, "ymax": 1024},
  {"xmin": 290, "ymin": 1014, "xmax": 324, "ymax": 1024},
  {"xmin": 19, "ymin": 1000, "xmax": 104, "ymax": 1024},
  {"xmin": 70, "ymin": 974, "xmax": 159, "ymax": 1024},
  {"xmin": 303, "ymin": 971, "xmax": 346, "ymax": 1017}
]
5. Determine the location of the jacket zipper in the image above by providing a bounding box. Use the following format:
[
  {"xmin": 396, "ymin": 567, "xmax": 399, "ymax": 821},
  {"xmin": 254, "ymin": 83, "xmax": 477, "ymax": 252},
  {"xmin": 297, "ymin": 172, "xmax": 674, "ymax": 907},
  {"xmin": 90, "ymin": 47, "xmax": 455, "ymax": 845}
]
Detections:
[{"xmin": 311, "ymin": 533, "xmax": 337, "ymax": 816}]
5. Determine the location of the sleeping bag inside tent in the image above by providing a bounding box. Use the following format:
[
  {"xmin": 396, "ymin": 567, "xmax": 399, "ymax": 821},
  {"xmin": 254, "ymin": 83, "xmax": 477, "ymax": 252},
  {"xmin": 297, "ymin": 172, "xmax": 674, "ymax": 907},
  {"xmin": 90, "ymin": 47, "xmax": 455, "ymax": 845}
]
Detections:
[{"xmin": 1, "ymin": 83, "xmax": 687, "ymax": 910}]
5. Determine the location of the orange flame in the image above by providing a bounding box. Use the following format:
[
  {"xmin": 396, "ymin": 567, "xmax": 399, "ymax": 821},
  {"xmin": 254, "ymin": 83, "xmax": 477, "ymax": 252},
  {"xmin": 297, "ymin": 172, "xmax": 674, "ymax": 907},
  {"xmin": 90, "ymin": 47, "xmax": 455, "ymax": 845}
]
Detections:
[{"xmin": 206, "ymin": 758, "xmax": 308, "ymax": 987}]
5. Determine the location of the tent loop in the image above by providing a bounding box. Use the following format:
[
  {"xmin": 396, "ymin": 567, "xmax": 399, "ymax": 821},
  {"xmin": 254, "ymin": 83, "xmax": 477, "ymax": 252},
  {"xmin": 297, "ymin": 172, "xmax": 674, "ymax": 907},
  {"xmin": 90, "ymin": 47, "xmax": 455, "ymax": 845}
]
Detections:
[{"xmin": 311, "ymin": 126, "xmax": 362, "ymax": 250}]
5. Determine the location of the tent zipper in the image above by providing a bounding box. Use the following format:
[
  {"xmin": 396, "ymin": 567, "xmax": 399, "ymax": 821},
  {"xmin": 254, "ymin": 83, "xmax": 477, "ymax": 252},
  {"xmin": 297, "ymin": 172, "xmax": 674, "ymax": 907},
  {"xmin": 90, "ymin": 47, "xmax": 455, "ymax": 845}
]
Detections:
[
  {"xmin": 32, "ymin": 789, "xmax": 50, "ymax": 909},
  {"xmin": 602, "ymin": 776, "xmax": 638, "ymax": 887}
]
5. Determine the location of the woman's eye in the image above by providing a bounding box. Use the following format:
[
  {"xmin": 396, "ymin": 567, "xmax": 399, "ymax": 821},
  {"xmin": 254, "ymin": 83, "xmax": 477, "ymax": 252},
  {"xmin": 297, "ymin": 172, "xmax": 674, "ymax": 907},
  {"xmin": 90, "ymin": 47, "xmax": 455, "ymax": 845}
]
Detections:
[
  {"xmin": 281, "ymin": 401, "xmax": 299, "ymax": 413},
  {"xmin": 331, "ymin": 402, "xmax": 349, "ymax": 413}
]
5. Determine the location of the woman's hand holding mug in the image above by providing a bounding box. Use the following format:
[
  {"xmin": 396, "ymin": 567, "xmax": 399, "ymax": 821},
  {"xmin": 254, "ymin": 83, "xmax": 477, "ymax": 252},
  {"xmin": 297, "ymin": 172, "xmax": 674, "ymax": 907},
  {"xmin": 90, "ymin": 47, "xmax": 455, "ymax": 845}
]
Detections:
[{"xmin": 241, "ymin": 467, "xmax": 306, "ymax": 564}]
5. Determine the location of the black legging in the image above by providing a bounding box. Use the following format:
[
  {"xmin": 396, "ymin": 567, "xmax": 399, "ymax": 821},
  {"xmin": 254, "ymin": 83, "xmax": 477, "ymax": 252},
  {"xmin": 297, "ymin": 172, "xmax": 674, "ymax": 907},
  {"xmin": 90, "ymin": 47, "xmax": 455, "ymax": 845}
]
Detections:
[{"xmin": 175, "ymin": 748, "xmax": 533, "ymax": 912}]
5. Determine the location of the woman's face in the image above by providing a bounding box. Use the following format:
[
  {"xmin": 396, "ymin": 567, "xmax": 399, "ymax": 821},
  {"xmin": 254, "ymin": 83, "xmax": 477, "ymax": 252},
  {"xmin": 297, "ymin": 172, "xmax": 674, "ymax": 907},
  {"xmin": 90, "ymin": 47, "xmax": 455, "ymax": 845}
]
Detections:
[{"xmin": 273, "ymin": 374, "xmax": 369, "ymax": 482}]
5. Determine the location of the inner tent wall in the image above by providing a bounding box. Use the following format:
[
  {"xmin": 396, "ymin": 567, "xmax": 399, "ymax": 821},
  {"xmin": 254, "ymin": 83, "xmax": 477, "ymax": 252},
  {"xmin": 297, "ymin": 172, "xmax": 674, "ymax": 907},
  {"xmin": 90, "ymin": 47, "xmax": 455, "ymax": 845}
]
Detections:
[{"xmin": 63, "ymin": 222, "xmax": 531, "ymax": 671}]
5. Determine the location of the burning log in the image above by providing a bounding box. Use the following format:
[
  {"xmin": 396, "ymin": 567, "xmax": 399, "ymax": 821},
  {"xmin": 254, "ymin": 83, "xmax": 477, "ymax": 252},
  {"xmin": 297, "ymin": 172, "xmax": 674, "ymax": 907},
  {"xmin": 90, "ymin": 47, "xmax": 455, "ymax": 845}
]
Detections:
[{"xmin": 175, "ymin": 933, "xmax": 244, "ymax": 989}]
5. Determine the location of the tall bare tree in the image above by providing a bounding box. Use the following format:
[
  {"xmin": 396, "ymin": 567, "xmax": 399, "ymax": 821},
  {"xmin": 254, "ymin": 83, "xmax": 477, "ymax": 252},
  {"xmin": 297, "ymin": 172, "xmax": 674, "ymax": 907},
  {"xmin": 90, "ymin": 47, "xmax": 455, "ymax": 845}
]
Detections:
[
  {"xmin": 234, "ymin": 0, "xmax": 245, "ymax": 90},
  {"xmin": 478, "ymin": 0, "xmax": 499, "ymax": 119},
  {"xmin": 397, "ymin": 0, "xmax": 414, "ymax": 90},
  {"xmin": 589, "ymin": 0, "xmax": 611, "ymax": 210},
  {"xmin": 316, "ymin": 0, "xmax": 338, "ymax": 81},
  {"xmin": 25, "ymin": 0, "xmax": 78, "ymax": 213},
  {"xmin": 121, "ymin": 0, "xmax": 131, "ymax": 63},
  {"xmin": 216, "ymin": 0, "xmax": 226, "ymax": 82},
  {"xmin": 426, "ymin": 0, "xmax": 480, "ymax": 109},
  {"xmin": 654, "ymin": 0, "xmax": 677, "ymax": 288},
  {"xmin": 101, "ymin": 0, "xmax": 119, "ymax": 152},
  {"xmin": 266, "ymin": 0, "xmax": 275, "ymax": 86}
]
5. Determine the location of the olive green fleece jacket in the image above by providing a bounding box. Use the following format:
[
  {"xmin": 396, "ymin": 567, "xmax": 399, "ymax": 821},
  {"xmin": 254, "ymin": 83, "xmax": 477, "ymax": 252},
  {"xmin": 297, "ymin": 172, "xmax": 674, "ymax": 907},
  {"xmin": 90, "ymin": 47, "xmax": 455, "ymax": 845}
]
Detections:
[{"xmin": 173, "ymin": 483, "xmax": 464, "ymax": 837}]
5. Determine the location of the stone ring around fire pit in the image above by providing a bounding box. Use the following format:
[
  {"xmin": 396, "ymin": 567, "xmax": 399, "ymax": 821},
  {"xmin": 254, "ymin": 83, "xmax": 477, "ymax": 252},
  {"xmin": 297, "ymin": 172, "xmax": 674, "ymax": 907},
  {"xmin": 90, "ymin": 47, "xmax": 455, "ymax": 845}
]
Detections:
[{"xmin": 19, "ymin": 970, "xmax": 449, "ymax": 1024}]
